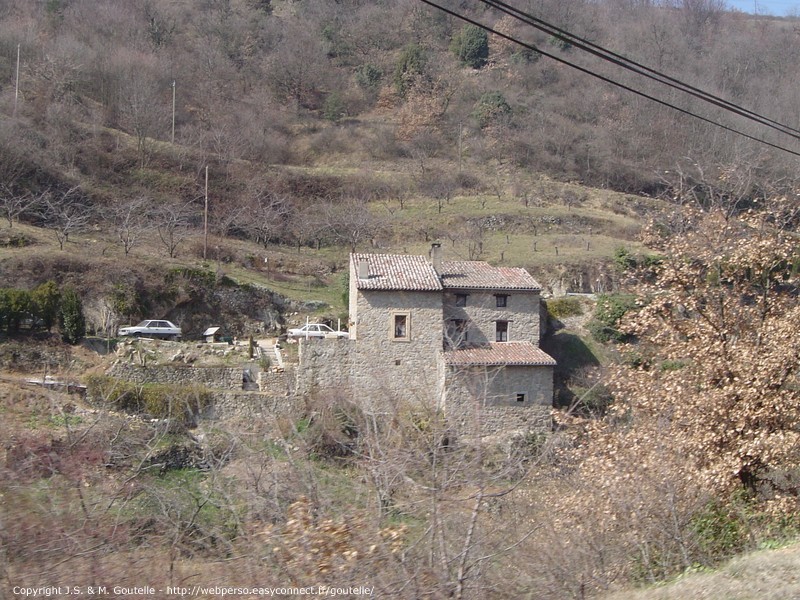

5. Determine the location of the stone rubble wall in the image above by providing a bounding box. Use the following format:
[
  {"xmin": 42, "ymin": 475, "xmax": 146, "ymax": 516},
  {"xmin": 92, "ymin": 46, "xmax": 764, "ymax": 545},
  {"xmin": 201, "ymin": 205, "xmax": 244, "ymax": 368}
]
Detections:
[
  {"xmin": 105, "ymin": 362, "xmax": 299, "ymax": 422},
  {"xmin": 209, "ymin": 388, "xmax": 302, "ymax": 421},
  {"xmin": 108, "ymin": 363, "xmax": 244, "ymax": 389}
]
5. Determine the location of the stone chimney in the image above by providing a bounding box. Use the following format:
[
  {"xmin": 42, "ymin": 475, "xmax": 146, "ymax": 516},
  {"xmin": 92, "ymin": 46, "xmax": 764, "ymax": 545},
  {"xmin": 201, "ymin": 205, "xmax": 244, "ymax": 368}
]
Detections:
[
  {"xmin": 431, "ymin": 242, "xmax": 442, "ymax": 274},
  {"xmin": 358, "ymin": 258, "xmax": 370, "ymax": 279}
]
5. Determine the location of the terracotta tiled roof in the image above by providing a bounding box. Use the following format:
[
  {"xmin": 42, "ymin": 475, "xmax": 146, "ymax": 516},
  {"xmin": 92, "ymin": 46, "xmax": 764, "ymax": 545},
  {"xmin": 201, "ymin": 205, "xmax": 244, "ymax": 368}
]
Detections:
[
  {"xmin": 352, "ymin": 253, "xmax": 442, "ymax": 291},
  {"xmin": 444, "ymin": 342, "xmax": 556, "ymax": 366},
  {"xmin": 440, "ymin": 261, "xmax": 541, "ymax": 291}
]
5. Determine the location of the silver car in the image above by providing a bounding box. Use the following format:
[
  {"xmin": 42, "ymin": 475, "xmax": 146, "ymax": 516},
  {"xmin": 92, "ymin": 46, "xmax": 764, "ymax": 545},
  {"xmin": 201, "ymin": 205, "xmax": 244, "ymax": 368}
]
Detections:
[
  {"xmin": 286, "ymin": 323, "xmax": 349, "ymax": 339},
  {"xmin": 118, "ymin": 320, "xmax": 182, "ymax": 340}
]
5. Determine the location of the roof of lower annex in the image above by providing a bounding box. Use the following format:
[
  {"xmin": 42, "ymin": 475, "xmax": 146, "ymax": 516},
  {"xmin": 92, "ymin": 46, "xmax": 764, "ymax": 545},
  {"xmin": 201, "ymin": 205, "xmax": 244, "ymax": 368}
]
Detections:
[
  {"xmin": 444, "ymin": 342, "xmax": 556, "ymax": 367},
  {"xmin": 440, "ymin": 261, "xmax": 541, "ymax": 291},
  {"xmin": 352, "ymin": 253, "xmax": 442, "ymax": 291}
]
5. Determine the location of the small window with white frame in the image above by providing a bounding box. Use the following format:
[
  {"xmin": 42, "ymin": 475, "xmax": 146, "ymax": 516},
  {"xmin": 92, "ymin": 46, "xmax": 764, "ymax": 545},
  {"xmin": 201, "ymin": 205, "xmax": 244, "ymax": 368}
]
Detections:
[{"xmin": 391, "ymin": 312, "xmax": 410, "ymax": 341}]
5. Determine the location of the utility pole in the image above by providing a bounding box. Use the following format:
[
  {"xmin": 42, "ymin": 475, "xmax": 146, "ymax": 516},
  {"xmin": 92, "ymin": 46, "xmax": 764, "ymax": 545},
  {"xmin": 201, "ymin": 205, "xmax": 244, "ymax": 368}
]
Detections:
[
  {"xmin": 14, "ymin": 44, "xmax": 20, "ymax": 117},
  {"xmin": 171, "ymin": 80, "xmax": 176, "ymax": 144},
  {"xmin": 203, "ymin": 165, "xmax": 209, "ymax": 260}
]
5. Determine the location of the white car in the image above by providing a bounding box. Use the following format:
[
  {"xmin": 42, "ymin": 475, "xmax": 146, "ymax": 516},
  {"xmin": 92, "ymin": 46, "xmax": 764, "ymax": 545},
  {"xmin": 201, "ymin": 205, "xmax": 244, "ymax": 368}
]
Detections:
[
  {"xmin": 286, "ymin": 323, "xmax": 349, "ymax": 339},
  {"xmin": 118, "ymin": 320, "xmax": 182, "ymax": 340}
]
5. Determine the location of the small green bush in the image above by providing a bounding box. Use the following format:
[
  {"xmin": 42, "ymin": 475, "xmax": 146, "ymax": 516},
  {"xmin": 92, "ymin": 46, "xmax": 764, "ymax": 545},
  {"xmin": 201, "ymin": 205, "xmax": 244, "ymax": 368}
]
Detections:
[
  {"xmin": 323, "ymin": 92, "xmax": 345, "ymax": 122},
  {"xmin": 166, "ymin": 267, "xmax": 216, "ymax": 289},
  {"xmin": 355, "ymin": 64, "xmax": 382, "ymax": 91},
  {"xmin": 660, "ymin": 359, "xmax": 688, "ymax": 371},
  {"xmin": 31, "ymin": 281, "xmax": 60, "ymax": 332},
  {"xmin": 614, "ymin": 246, "xmax": 637, "ymax": 272},
  {"xmin": 587, "ymin": 319, "xmax": 622, "ymax": 343},
  {"xmin": 588, "ymin": 293, "xmax": 638, "ymax": 343},
  {"xmin": 547, "ymin": 297, "xmax": 583, "ymax": 320},
  {"xmin": 472, "ymin": 91, "xmax": 511, "ymax": 128},
  {"xmin": 594, "ymin": 293, "xmax": 638, "ymax": 328},
  {"xmin": 690, "ymin": 500, "xmax": 750, "ymax": 562},
  {"xmin": 577, "ymin": 384, "xmax": 613, "ymax": 416},
  {"xmin": 394, "ymin": 44, "xmax": 427, "ymax": 97}
]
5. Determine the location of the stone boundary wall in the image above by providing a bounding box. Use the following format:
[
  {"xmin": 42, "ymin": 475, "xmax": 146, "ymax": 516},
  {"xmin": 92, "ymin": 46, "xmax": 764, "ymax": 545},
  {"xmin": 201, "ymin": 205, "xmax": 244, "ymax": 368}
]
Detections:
[
  {"xmin": 105, "ymin": 363, "xmax": 299, "ymax": 423},
  {"xmin": 107, "ymin": 363, "xmax": 243, "ymax": 390},
  {"xmin": 211, "ymin": 388, "xmax": 302, "ymax": 421}
]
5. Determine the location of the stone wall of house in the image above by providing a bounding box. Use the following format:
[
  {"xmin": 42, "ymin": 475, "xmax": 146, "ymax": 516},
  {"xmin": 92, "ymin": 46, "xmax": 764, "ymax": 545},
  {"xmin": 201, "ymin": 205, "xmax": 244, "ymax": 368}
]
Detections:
[
  {"xmin": 296, "ymin": 339, "xmax": 353, "ymax": 399},
  {"xmin": 443, "ymin": 364, "xmax": 553, "ymax": 437},
  {"xmin": 295, "ymin": 336, "xmax": 442, "ymax": 408},
  {"xmin": 350, "ymin": 289, "xmax": 444, "ymax": 401},
  {"xmin": 107, "ymin": 363, "xmax": 243, "ymax": 389},
  {"xmin": 443, "ymin": 290, "xmax": 541, "ymax": 346}
]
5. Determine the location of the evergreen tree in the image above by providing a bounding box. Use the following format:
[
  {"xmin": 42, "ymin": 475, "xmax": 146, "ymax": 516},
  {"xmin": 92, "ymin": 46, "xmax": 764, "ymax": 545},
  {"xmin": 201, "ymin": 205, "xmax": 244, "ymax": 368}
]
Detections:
[
  {"xmin": 59, "ymin": 286, "xmax": 85, "ymax": 344},
  {"xmin": 451, "ymin": 24, "xmax": 489, "ymax": 69},
  {"xmin": 32, "ymin": 281, "xmax": 60, "ymax": 331}
]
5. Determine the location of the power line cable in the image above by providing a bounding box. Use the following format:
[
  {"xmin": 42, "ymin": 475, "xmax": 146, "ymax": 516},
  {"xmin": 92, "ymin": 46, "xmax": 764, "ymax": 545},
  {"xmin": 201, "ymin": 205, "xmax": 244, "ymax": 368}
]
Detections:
[
  {"xmin": 418, "ymin": 0, "xmax": 800, "ymax": 158},
  {"xmin": 478, "ymin": 0, "xmax": 800, "ymax": 141}
]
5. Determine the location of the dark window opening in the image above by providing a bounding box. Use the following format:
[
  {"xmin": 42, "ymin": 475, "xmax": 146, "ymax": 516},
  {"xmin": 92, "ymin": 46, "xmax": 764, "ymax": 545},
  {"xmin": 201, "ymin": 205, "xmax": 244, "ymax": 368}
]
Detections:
[
  {"xmin": 516, "ymin": 393, "xmax": 526, "ymax": 403},
  {"xmin": 496, "ymin": 295, "xmax": 508, "ymax": 308},
  {"xmin": 455, "ymin": 294, "xmax": 468, "ymax": 307},
  {"xmin": 496, "ymin": 320, "xmax": 509, "ymax": 342}
]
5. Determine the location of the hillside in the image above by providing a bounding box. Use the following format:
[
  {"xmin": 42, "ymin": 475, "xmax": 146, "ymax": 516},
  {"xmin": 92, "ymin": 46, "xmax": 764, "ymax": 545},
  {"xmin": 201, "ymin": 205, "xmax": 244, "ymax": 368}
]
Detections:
[{"xmin": 3, "ymin": 1, "xmax": 800, "ymax": 599}]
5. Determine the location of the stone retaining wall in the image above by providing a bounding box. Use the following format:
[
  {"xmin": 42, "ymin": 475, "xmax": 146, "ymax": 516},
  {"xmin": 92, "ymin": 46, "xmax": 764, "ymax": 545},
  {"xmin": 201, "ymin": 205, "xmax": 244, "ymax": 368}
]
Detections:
[
  {"xmin": 107, "ymin": 363, "xmax": 243, "ymax": 389},
  {"xmin": 210, "ymin": 389, "xmax": 302, "ymax": 420},
  {"xmin": 105, "ymin": 362, "xmax": 298, "ymax": 423}
]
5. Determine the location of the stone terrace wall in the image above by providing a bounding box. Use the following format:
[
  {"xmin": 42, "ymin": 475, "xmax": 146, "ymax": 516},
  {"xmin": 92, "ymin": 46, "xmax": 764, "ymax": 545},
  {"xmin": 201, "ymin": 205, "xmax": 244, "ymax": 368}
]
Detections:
[
  {"xmin": 211, "ymin": 387, "xmax": 301, "ymax": 420},
  {"xmin": 106, "ymin": 363, "xmax": 299, "ymax": 423},
  {"xmin": 107, "ymin": 363, "xmax": 243, "ymax": 390}
]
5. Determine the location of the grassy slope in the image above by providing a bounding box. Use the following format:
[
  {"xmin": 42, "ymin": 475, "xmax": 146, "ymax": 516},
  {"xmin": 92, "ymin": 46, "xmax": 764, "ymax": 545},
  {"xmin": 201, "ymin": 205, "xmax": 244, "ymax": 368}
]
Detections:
[{"xmin": 601, "ymin": 543, "xmax": 800, "ymax": 600}]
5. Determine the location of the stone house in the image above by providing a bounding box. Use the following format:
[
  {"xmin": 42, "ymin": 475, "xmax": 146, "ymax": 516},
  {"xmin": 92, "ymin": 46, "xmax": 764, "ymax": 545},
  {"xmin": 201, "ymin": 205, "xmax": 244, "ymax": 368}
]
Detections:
[{"xmin": 298, "ymin": 243, "xmax": 555, "ymax": 437}]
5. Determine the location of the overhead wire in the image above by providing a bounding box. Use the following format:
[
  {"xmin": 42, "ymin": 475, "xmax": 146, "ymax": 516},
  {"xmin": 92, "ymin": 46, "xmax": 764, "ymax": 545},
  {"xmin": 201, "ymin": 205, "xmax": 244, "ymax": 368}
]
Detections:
[
  {"xmin": 478, "ymin": 0, "xmax": 800, "ymax": 141},
  {"xmin": 417, "ymin": 0, "xmax": 800, "ymax": 158}
]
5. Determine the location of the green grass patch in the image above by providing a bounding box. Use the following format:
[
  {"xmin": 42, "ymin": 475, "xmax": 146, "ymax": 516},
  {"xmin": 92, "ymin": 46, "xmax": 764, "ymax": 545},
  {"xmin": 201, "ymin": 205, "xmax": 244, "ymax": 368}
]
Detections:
[{"xmin": 85, "ymin": 375, "xmax": 213, "ymax": 426}]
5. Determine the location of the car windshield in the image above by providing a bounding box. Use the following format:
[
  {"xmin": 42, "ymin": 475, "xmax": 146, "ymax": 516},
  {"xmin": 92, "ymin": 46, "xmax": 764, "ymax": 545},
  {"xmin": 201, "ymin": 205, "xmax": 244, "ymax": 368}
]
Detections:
[{"xmin": 134, "ymin": 321, "xmax": 151, "ymax": 327}]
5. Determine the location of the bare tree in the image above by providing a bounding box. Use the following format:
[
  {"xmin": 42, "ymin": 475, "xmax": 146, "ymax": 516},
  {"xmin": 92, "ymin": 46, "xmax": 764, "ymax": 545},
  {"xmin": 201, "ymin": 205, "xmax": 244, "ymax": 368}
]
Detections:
[
  {"xmin": 325, "ymin": 198, "xmax": 383, "ymax": 252},
  {"xmin": 245, "ymin": 192, "xmax": 291, "ymax": 247},
  {"xmin": 112, "ymin": 195, "xmax": 153, "ymax": 256},
  {"xmin": 116, "ymin": 63, "xmax": 170, "ymax": 168},
  {"xmin": 156, "ymin": 201, "xmax": 194, "ymax": 258},
  {"xmin": 288, "ymin": 203, "xmax": 328, "ymax": 252},
  {"xmin": 38, "ymin": 187, "xmax": 93, "ymax": 250},
  {"xmin": 0, "ymin": 185, "xmax": 40, "ymax": 228}
]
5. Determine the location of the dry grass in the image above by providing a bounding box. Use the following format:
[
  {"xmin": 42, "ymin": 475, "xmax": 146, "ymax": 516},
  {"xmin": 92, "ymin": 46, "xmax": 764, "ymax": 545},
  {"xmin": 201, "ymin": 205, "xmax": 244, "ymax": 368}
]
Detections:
[{"xmin": 601, "ymin": 543, "xmax": 800, "ymax": 600}]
